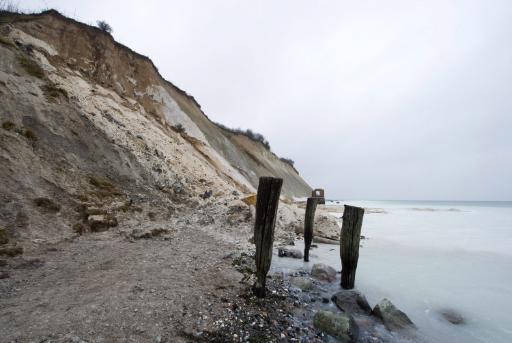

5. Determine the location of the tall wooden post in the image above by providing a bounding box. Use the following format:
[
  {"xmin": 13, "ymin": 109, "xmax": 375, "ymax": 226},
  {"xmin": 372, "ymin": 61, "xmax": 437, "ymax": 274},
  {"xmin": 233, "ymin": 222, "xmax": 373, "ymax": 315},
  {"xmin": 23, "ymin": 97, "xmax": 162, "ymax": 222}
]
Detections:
[
  {"xmin": 303, "ymin": 197, "xmax": 318, "ymax": 262},
  {"xmin": 340, "ymin": 205, "xmax": 365, "ymax": 289},
  {"xmin": 253, "ymin": 176, "xmax": 283, "ymax": 298}
]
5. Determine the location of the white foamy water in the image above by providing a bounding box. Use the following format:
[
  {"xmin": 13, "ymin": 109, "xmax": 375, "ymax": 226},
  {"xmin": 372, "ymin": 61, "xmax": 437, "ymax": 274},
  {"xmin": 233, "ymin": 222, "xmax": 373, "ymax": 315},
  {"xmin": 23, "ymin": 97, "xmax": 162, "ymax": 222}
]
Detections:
[{"xmin": 273, "ymin": 200, "xmax": 512, "ymax": 343}]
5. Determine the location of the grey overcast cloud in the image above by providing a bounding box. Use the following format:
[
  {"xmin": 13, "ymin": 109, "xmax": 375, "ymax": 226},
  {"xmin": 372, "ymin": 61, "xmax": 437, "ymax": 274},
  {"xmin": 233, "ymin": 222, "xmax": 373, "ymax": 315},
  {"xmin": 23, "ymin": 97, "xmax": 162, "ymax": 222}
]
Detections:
[{"xmin": 22, "ymin": 0, "xmax": 512, "ymax": 200}]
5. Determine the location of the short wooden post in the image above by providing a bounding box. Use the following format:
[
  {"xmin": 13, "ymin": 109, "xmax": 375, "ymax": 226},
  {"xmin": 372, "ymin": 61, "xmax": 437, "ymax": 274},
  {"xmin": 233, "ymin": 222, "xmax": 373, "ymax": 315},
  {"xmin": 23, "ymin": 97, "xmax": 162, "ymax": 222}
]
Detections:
[
  {"xmin": 303, "ymin": 197, "xmax": 318, "ymax": 262},
  {"xmin": 253, "ymin": 176, "xmax": 283, "ymax": 298},
  {"xmin": 340, "ymin": 205, "xmax": 365, "ymax": 289}
]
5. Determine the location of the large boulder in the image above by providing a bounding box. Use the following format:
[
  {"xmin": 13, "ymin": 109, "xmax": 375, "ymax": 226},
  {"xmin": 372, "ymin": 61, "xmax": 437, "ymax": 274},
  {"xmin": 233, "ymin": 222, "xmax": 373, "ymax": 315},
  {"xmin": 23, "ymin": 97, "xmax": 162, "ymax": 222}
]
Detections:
[
  {"xmin": 289, "ymin": 276, "xmax": 313, "ymax": 291},
  {"xmin": 293, "ymin": 214, "xmax": 340, "ymax": 241},
  {"xmin": 314, "ymin": 214, "xmax": 340, "ymax": 240},
  {"xmin": 332, "ymin": 289, "xmax": 372, "ymax": 315},
  {"xmin": 277, "ymin": 247, "xmax": 303, "ymax": 259},
  {"xmin": 313, "ymin": 310, "xmax": 359, "ymax": 342},
  {"xmin": 372, "ymin": 298, "xmax": 416, "ymax": 332},
  {"xmin": 311, "ymin": 263, "xmax": 336, "ymax": 282}
]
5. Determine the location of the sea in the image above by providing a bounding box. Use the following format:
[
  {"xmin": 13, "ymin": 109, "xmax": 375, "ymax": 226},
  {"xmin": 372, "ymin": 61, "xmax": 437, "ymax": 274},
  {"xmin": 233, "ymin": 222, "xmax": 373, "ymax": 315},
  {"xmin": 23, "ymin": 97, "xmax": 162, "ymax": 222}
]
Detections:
[{"xmin": 273, "ymin": 200, "xmax": 512, "ymax": 343}]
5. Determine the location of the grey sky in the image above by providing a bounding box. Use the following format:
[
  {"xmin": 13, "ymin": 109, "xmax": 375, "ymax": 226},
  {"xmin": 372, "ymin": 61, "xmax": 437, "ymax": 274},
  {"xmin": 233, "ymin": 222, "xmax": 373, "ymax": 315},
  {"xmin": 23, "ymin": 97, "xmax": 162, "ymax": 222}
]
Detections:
[{"xmin": 21, "ymin": 0, "xmax": 512, "ymax": 200}]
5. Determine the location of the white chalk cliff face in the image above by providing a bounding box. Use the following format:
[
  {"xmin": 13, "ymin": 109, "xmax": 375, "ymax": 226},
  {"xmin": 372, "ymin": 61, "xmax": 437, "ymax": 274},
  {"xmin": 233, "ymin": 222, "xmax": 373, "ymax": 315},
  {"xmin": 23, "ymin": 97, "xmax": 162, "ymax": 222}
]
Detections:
[{"xmin": 0, "ymin": 10, "xmax": 312, "ymax": 243}]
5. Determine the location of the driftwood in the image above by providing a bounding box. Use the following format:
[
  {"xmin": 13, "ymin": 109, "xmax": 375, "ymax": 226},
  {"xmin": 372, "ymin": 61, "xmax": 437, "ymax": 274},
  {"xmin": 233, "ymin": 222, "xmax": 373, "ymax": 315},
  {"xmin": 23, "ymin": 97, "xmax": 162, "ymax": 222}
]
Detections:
[
  {"xmin": 253, "ymin": 176, "xmax": 283, "ymax": 297},
  {"xmin": 313, "ymin": 236, "xmax": 338, "ymax": 245},
  {"xmin": 340, "ymin": 205, "xmax": 365, "ymax": 289},
  {"xmin": 303, "ymin": 197, "xmax": 318, "ymax": 262}
]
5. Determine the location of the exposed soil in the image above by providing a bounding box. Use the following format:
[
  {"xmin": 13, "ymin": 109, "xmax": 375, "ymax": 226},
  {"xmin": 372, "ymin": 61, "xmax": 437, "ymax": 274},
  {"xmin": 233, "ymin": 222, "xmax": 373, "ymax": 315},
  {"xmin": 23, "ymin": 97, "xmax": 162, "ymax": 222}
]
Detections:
[{"xmin": 0, "ymin": 223, "xmax": 243, "ymax": 342}]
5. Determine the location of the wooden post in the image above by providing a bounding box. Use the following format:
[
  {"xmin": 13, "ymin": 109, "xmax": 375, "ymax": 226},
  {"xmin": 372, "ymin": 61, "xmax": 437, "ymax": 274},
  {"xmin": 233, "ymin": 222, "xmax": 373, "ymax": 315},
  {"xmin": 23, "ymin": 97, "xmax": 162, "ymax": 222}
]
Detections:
[
  {"xmin": 303, "ymin": 197, "xmax": 318, "ymax": 262},
  {"xmin": 340, "ymin": 205, "xmax": 365, "ymax": 289},
  {"xmin": 253, "ymin": 176, "xmax": 283, "ymax": 298}
]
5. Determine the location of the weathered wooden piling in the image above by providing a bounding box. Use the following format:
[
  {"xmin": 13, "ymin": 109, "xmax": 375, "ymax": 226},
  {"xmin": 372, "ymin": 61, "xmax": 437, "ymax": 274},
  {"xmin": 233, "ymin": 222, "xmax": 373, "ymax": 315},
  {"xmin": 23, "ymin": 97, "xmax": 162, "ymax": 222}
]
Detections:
[
  {"xmin": 340, "ymin": 205, "xmax": 365, "ymax": 289},
  {"xmin": 303, "ymin": 197, "xmax": 318, "ymax": 262},
  {"xmin": 253, "ymin": 176, "xmax": 283, "ymax": 298}
]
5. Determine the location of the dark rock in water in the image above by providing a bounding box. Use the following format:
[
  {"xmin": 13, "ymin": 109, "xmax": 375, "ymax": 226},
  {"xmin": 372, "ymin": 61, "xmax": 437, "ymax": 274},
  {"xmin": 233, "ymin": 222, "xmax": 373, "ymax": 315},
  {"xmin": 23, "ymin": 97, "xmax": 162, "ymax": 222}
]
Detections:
[
  {"xmin": 313, "ymin": 310, "xmax": 359, "ymax": 342},
  {"xmin": 332, "ymin": 289, "xmax": 372, "ymax": 315},
  {"xmin": 278, "ymin": 247, "xmax": 303, "ymax": 259},
  {"xmin": 440, "ymin": 308, "xmax": 464, "ymax": 325},
  {"xmin": 311, "ymin": 263, "xmax": 336, "ymax": 282},
  {"xmin": 0, "ymin": 259, "xmax": 7, "ymax": 267},
  {"xmin": 0, "ymin": 271, "xmax": 9, "ymax": 279},
  {"xmin": 372, "ymin": 298, "xmax": 416, "ymax": 332},
  {"xmin": 290, "ymin": 276, "xmax": 313, "ymax": 291}
]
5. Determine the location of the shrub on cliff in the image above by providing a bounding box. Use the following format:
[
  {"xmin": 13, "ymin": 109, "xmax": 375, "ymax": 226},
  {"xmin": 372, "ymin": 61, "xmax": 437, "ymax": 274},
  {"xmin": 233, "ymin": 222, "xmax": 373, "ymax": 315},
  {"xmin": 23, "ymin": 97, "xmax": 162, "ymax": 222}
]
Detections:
[
  {"xmin": 96, "ymin": 20, "xmax": 113, "ymax": 34},
  {"xmin": 172, "ymin": 123, "xmax": 186, "ymax": 134},
  {"xmin": 279, "ymin": 157, "xmax": 295, "ymax": 167},
  {"xmin": 214, "ymin": 122, "xmax": 271, "ymax": 150}
]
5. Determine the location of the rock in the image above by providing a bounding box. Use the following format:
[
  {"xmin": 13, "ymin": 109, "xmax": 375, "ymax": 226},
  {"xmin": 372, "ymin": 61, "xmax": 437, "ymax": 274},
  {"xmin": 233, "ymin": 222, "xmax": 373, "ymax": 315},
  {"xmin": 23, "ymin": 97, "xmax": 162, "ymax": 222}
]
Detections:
[
  {"xmin": 0, "ymin": 245, "xmax": 23, "ymax": 257},
  {"xmin": 72, "ymin": 223, "xmax": 86, "ymax": 235},
  {"xmin": 280, "ymin": 236, "xmax": 295, "ymax": 246},
  {"xmin": 130, "ymin": 229, "xmax": 152, "ymax": 239},
  {"xmin": 372, "ymin": 298, "xmax": 416, "ymax": 332},
  {"xmin": 439, "ymin": 308, "xmax": 464, "ymax": 325},
  {"xmin": 88, "ymin": 214, "xmax": 118, "ymax": 232},
  {"xmin": 0, "ymin": 259, "xmax": 7, "ymax": 267},
  {"xmin": 130, "ymin": 228, "xmax": 169, "ymax": 239},
  {"xmin": 332, "ymin": 289, "xmax": 372, "ymax": 315},
  {"xmin": 290, "ymin": 276, "xmax": 313, "ymax": 291},
  {"xmin": 200, "ymin": 190, "xmax": 213, "ymax": 199},
  {"xmin": 34, "ymin": 197, "xmax": 61, "ymax": 213},
  {"xmin": 292, "ymin": 215, "xmax": 339, "ymax": 240},
  {"xmin": 313, "ymin": 310, "xmax": 359, "ymax": 342},
  {"xmin": 314, "ymin": 215, "xmax": 340, "ymax": 240},
  {"xmin": 311, "ymin": 263, "xmax": 336, "ymax": 282},
  {"xmin": 150, "ymin": 228, "xmax": 169, "ymax": 237},
  {"xmin": 0, "ymin": 228, "xmax": 9, "ymax": 245},
  {"xmin": 277, "ymin": 247, "xmax": 303, "ymax": 259},
  {"xmin": 226, "ymin": 204, "xmax": 251, "ymax": 225},
  {"xmin": 0, "ymin": 271, "xmax": 9, "ymax": 279}
]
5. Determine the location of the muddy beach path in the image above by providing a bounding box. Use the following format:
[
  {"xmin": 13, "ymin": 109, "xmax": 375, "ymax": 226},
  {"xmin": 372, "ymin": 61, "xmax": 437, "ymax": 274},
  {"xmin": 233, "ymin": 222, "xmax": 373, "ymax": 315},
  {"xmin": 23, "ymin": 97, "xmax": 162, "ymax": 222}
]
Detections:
[{"xmin": 0, "ymin": 224, "xmax": 242, "ymax": 342}]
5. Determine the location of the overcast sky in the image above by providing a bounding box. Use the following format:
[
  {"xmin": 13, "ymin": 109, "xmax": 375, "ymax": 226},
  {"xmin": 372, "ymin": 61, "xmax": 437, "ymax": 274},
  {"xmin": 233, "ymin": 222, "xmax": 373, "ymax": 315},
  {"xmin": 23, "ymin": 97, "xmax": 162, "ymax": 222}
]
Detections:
[{"xmin": 22, "ymin": 0, "xmax": 512, "ymax": 200}]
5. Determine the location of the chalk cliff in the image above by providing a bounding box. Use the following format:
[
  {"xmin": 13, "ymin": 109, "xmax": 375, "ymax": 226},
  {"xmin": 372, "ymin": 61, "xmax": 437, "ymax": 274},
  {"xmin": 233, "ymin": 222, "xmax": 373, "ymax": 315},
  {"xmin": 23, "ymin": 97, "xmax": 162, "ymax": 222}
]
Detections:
[{"xmin": 0, "ymin": 10, "xmax": 312, "ymax": 243}]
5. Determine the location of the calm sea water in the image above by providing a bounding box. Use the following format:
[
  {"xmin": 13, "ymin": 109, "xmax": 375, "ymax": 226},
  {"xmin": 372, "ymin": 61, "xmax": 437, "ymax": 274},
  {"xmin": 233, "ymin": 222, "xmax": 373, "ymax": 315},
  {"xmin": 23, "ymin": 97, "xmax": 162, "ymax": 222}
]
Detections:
[{"xmin": 274, "ymin": 200, "xmax": 512, "ymax": 343}]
